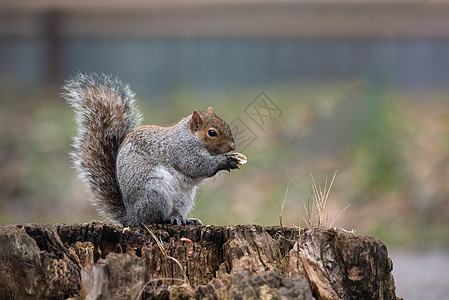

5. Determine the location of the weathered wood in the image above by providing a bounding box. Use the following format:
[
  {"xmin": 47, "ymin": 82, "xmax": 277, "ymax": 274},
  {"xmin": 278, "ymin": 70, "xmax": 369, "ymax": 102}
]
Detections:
[{"xmin": 0, "ymin": 222, "xmax": 401, "ymax": 299}]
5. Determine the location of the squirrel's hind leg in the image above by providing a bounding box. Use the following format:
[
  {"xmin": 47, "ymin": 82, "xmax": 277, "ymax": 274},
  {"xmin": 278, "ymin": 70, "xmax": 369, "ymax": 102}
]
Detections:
[
  {"xmin": 169, "ymin": 215, "xmax": 203, "ymax": 226},
  {"xmin": 186, "ymin": 218, "xmax": 203, "ymax": 225},
  {"xmin": 124, "ymin": 188, "xmax": 171, "ymax": 225}
]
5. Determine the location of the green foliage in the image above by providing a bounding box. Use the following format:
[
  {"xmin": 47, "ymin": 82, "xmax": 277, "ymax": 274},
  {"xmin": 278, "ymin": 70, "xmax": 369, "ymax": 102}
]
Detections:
[
  {"xmin": 1, "ymin": 81, "xmax": 448, "ymax": 249},
  {"xmin": 356, "ymin": 100, "xmax": 405, "ymax": 194}
]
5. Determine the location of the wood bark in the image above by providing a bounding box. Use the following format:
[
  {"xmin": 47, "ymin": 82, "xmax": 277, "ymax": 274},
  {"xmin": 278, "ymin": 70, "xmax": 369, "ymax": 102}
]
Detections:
[{"xmin": 0, "ymin": 222, "xmax": 401, "ymax": 300}]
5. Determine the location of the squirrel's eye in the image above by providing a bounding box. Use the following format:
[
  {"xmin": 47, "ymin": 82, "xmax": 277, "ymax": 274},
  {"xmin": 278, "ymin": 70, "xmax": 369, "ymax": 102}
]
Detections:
[{"xmin": 208, "ymin": 129, "xmax": 217, "ymax": 137}]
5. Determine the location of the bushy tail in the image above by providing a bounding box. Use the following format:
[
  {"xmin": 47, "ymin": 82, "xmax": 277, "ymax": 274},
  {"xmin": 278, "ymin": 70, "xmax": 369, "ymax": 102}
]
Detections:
[{"xmin": 62, "ymin": 73, "xmax": 142, "ymax": 221}]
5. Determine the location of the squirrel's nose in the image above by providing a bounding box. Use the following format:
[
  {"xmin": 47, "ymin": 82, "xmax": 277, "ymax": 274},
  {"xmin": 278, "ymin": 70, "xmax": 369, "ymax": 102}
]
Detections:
[{"xmin": 230, "ymin": 142, "xmax": 236, "ymax": 151}]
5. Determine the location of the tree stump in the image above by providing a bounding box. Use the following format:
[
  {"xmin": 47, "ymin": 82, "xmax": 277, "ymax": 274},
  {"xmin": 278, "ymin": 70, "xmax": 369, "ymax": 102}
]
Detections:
[{"xmin": 0, "ymin": 222, "xmax": 401, "ymax": 299}]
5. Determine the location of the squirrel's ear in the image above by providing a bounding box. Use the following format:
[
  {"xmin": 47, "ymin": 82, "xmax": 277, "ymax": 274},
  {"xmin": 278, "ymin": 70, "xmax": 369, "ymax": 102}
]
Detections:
[
  {"xmin": 206, "ymin": 107, "xmax": 215, "ymax": 115},
  {"xmin": 190, "ymin": 110, "xmax": 203, "ymax": 132}
]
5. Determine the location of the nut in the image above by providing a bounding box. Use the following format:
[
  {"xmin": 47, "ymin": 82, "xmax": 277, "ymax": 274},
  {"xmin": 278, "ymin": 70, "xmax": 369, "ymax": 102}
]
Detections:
[{"xmin": 232, "ymin": 153, "xmax": 247, "ymax": 165}]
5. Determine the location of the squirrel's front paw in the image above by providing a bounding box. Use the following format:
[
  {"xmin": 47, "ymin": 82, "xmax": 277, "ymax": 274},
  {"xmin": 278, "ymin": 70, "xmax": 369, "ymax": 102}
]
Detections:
[{"xmin": 222, "ymin": 153, "xmax": 241, "ymax": 171}]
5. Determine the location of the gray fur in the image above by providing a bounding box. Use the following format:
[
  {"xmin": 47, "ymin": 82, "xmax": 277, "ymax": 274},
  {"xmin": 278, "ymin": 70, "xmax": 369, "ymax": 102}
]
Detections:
[
  {"xmin": 62, "ymin": 73, "xmax": 142, "ymax": 220},
  {"xmin": 63, "ymin": 73, "xmax": 238, "ymax": 226},
  {"xmin": 116, "ymin": 118, "xmax": 238, "ymax": 226}
]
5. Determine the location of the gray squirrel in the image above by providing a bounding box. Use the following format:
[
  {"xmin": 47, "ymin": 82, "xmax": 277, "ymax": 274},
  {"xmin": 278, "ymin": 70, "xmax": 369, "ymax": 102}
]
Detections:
[{"xmin": 63, "ymin": 73, "xmax": 246, "ymax": 226}]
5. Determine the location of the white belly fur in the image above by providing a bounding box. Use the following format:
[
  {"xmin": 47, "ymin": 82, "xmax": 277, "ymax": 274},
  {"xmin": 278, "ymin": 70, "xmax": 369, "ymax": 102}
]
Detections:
[{"xmin": 152, "ymin": 164, "xmax": 202, "ymax": 217}]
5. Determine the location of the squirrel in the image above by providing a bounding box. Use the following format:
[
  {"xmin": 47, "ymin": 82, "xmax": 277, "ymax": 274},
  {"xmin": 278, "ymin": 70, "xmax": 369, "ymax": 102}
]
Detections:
[{"xmin": 63, "ymin": 73, "xmax": 246, "ymax": 226}]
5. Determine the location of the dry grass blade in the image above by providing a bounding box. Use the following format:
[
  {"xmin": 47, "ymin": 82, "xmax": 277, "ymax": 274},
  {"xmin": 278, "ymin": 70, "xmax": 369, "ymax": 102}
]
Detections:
[
  {"xmin": 166, "ymin": 257, "xmax": 188, "ymax": 284},
  {"xmin": 329, "ymin": 204, "xmax": 351, "ymax": 228},
  {"xmin": 324, "ymin": 170, "xmax": 337, "ymax": 210},
  {"xmin": 267, "ymin": 199, "xmax": 282, "ymax": 230},
  {"xmin": 313, "ymin": 170, "xmax": 337, "ymax": 226},
  {"xmin": 141, "ymin": 224, "xmax": 189, "ymax": 285},
  {"xmin": 143, "ymin": 224, "xmax": 167, "ymax": 255},
  {"xmin": 298, "ymin": 196, "xmax": 313, "ymax": 228},
  {"xmin": 267, "ymin": 180, "xmax": 293, "ymax": 234},
  {"xmin": 300, "ymin": 170, "xmax": 343, "ymax": 228}
]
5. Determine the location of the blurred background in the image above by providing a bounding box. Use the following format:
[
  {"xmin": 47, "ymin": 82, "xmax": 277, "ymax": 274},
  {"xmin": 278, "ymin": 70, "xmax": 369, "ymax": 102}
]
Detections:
[{"xmin": 1, "ymin": 1, "xmax": 448, "ymax": 298}]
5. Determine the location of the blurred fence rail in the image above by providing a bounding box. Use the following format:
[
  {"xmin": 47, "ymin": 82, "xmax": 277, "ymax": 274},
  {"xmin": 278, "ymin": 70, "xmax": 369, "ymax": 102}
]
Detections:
[
  {"xmin": 2, "ymin": 0, "xmax": 449, "ymax": 90},
  {"xmin": 2, "ymin": 0, "xmax": 449, "ymax": 38}
]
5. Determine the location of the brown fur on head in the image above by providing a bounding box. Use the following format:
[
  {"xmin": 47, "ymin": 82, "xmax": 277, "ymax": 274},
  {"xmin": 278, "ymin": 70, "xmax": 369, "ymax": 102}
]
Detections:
[{"xmin": 189, "ymin": 107, "xmax": 236, "ymax": 155}]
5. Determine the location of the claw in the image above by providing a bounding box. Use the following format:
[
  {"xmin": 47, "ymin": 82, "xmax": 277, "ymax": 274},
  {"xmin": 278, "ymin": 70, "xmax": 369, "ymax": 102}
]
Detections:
[
  {"xmin": 170, "ymin": 215, "xmax": 186, "ymax": 225},
  {"xmin": 170, "ymin": 215, "xmax": 202, "ymax": 226},
  {"xmin": 186, "ymin": 218, "xmax": 203, "ymax": 226}
]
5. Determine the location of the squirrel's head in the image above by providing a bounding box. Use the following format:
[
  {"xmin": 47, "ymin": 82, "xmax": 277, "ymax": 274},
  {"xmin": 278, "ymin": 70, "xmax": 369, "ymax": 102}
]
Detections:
[{"xmin": 189, "ymin": 107, "xmax": 236, "ymax": 155}]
